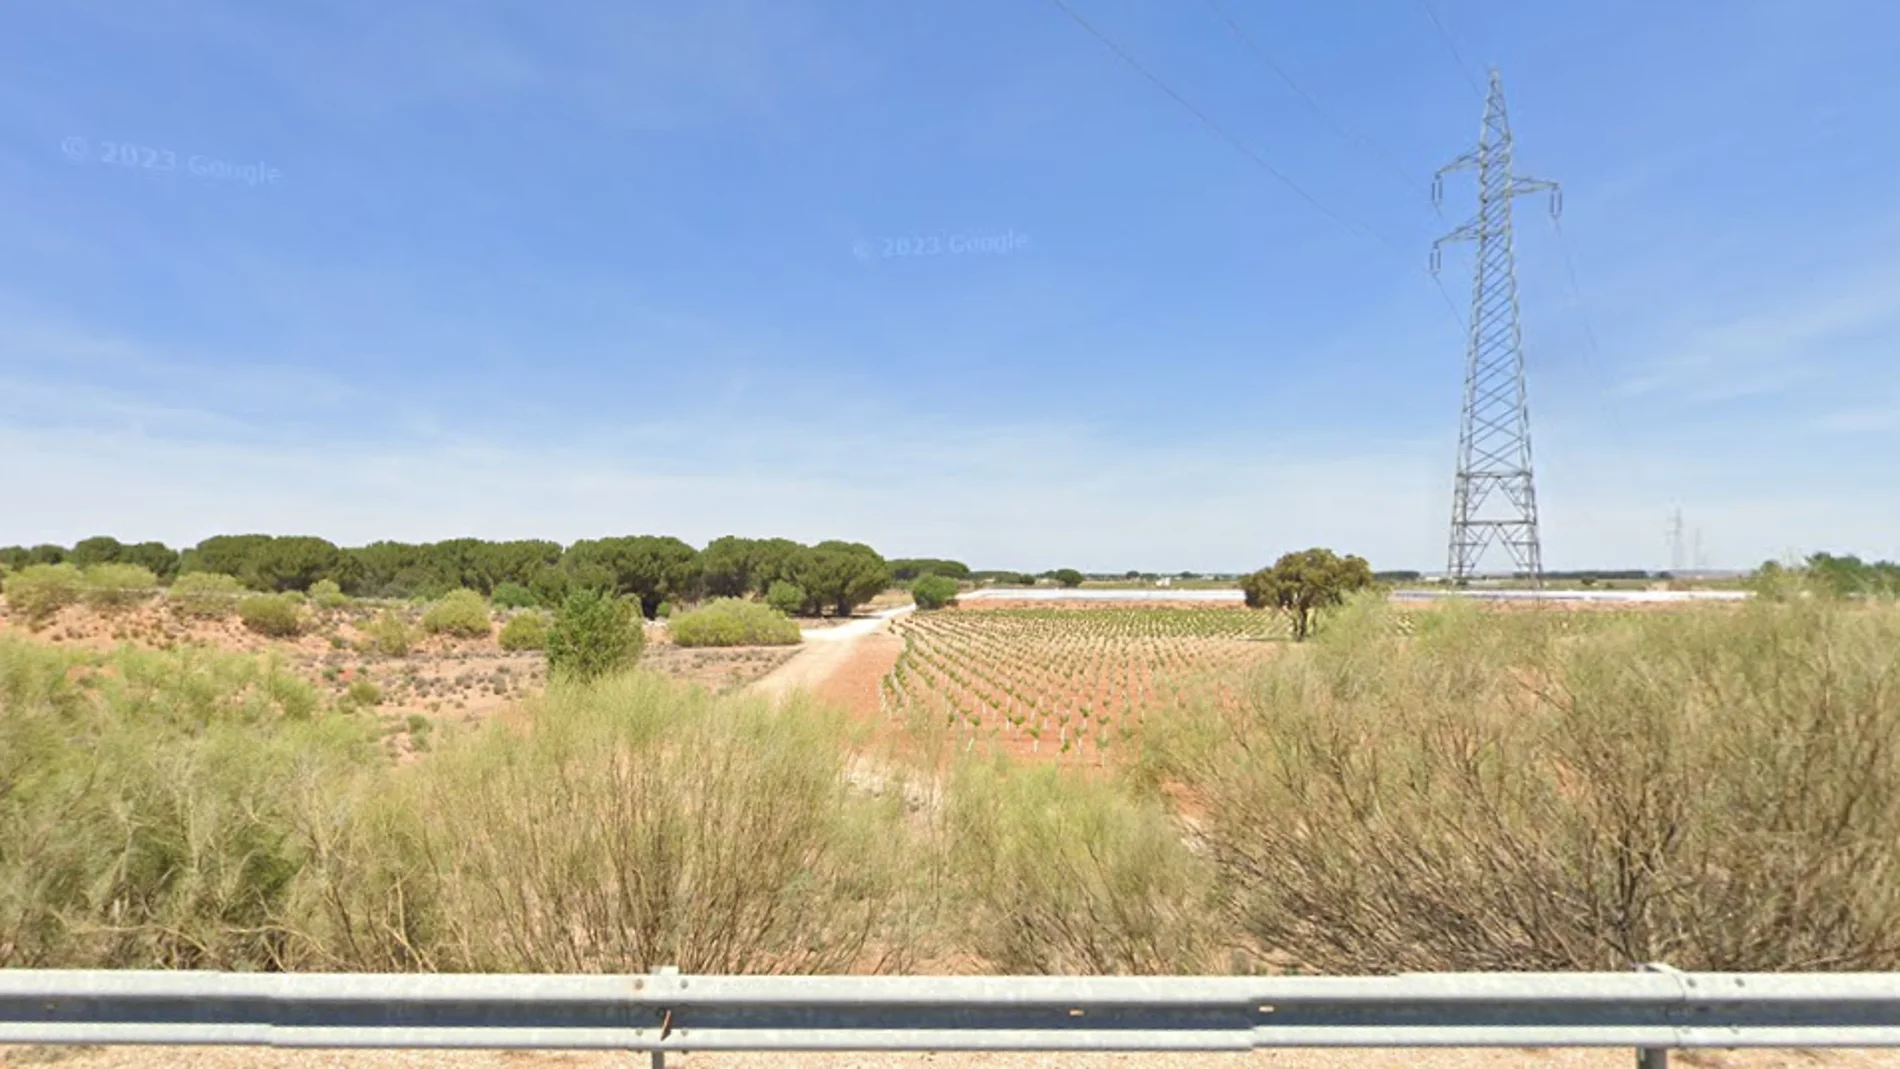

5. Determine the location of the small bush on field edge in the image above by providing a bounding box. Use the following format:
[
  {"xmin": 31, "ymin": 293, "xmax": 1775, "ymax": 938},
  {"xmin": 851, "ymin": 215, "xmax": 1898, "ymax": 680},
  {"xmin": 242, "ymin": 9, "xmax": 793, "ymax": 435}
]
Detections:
[
  {"xmin": 670, "ymin": 598, "xmax": 801, "ymax": 647},
  {"xmin": 499, "ymin": 612, "xmax": 549, "ymax": 651},
  {"xmin": 545, "ymin": 589, "xmax": 645, "ymax": 682},
  {"xmin": 421, "ymin": 589, "xmax": 492, "ymax": 638},
  {"xmin": 238, "ymin": 594, "xmax": 305, "ymax": 637}
]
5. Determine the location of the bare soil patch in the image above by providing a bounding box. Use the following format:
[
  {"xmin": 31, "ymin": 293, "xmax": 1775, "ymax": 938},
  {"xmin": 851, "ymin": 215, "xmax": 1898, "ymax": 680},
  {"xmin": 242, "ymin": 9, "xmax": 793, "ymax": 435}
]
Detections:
[{"xmin": 0, "ymin": 601, "xmax": 797, "ymax": 754}]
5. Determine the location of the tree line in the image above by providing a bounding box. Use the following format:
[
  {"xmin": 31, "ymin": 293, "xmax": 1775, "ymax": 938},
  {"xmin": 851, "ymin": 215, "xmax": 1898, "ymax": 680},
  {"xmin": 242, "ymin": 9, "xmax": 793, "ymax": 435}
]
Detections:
[{"xmin": 0, "ymin": 535, "xmax": 908, "ymax": 619}]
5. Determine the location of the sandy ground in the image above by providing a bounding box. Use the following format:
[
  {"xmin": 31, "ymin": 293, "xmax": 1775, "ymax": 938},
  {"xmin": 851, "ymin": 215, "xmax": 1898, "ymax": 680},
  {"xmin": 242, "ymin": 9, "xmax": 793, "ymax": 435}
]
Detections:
[
  {"xmin": 748, "ymin": 606, "xmax": 914, "ymax": 704},
  {"xmin": 5, "ymin": 1044, "xmax": 1897, "ymax": 1068},
  {"xmin": 0, "ymin": 601, "xmax": 798, "ymax": 757}
]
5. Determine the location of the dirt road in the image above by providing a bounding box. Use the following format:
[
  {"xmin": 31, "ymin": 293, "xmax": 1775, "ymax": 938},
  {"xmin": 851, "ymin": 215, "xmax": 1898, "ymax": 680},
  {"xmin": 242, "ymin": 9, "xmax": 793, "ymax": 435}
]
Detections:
[{"xmin": 748, "ymin": 604, "xmax": 914, "ymax": 704}]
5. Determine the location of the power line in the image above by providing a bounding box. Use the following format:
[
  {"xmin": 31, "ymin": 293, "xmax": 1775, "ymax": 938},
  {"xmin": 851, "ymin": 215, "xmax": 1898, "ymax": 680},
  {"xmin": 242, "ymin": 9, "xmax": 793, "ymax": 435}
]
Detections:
[
  {"xmin": 1199, "ymin": 0, "xmax": 1422, "ymax": 200},
  {"xmin": 1549, "ymin": 219, "xmax": 1629, "ymax": 447},
  {"xmin": 1417, "ymin": 0, "xmax": 1485, "ymax": 99},
  {"xmin": 1042, "ymin": 0, "xmax": 1366, "ymax": 238},
  {"xmin": 1044, "ymin": 0, "xmax": 1468, "ymax": 329}
]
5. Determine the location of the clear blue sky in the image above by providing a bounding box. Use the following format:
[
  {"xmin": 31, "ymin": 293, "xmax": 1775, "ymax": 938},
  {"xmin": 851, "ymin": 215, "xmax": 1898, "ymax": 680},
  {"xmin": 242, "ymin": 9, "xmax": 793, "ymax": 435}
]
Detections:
[{"xmin": 3, "ymin": 0, "xmax": 1897, "ymax": 573}]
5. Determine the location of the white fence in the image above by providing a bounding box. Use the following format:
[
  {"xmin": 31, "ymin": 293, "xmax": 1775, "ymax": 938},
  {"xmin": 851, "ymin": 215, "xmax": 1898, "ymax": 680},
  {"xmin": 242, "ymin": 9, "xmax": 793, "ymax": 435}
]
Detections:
[{"xmin": 4, "ymin": 966, "xmax": 1899, "ymax": 1066}]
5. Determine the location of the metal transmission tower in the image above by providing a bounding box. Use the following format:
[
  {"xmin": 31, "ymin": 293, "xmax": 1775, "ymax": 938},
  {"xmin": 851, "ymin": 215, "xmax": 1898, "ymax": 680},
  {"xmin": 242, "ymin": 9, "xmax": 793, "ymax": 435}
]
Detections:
[{"xmin": 1431, "ymin": 68, "xmax": 1561, "ymax": 584}]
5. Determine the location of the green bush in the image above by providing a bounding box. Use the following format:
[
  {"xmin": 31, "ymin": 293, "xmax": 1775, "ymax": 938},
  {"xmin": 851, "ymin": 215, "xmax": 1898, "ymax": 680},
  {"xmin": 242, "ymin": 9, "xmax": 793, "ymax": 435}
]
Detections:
[
  {"xmin": 238, "ymin": 594, "xmax": 306, "ymax": 638},
  {"xmin": 765, "ymin": 580, "xmax": 806, "ymax": 616},
  {"xmin": 545, "ymin": 590, "xmax": 645, "ymax": 683},
  {"xmin": 669, "ymin": 598, "xmax": 802, "ymax": 648},
  {"xmin": 166, "ymin": 572, "xmax": 247, "ymax": 619},
  {"xmin": 363, "ymin": 609, "xmax": 416, "ymax": 656},
  {"xmin": 345, "ymin": 679, "xmax": 383, "ymax": 708},
  {"xmin": 80, "ymin": 563, "xmax": 161, "ymax": 610},
  {"xmin": 0, "ymin": 632, "xmax": 910, "ymax": 975},
  {"xmin": 421, "ymin": 589, "xmax": 492, "ymax": 639},
  {"xmin": 498, "ymin": 612, "xmax": 549, "ymax": 652},
  {"xmin": 491, "ymin": 582, "xmax": 537, "ymax": 610},
  {"xmin": 3, "ymin": 563, "xmax": 85, "ymax": 626},
  {"xmin": 309, "ymin": 578, "xmax": 348, "ymax": 609},
  {"xmin": 0, "ymin": 636, "xmax": 394, "ymax": 971},
  {"xmin": 910, "ymin": 574, "xmax": 959, "ymax": 611}
]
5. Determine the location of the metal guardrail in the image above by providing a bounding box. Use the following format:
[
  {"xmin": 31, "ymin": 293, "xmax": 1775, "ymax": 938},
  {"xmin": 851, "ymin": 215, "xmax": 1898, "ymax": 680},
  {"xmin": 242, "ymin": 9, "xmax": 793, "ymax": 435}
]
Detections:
[{"xmin": 4, "ymin": 966, "xmax": 1899, "ymax": 1066}]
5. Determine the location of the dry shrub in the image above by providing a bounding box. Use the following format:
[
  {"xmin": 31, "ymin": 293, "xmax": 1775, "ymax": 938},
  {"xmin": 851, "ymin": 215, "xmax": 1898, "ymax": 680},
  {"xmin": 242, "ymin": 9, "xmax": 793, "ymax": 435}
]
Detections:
[
  {"xmin": 239, "ymin": 593, "xmax": 306, "ymax": 637},
  {"xmin": 1145, "ymin": 596, "xmax": 1900, "ymax": 972},
  {"xmin": 0, "ymin": 638, "xmax": 916, "ymax": 973},
  {"xmin": 364, "ymin": 609, "xmax": 416, "ymax": 656},
  {"xmin": 79, "ymin": 563, "xmax": 160, "ymax": 611},
  {"xmin": 937, "ymin": 756, "xmax": 1217, "ymax": 974},
  {"xmin": 387, "ymin": 672, "xmax": 910, "ymax": 974},
  {"xmin": 2, "ymin": 564, "xmax": 84, "ymax": 628},
  {"xmin": 166, "ymin": 572, "xmax": 246, "ymax": 619},
  {"xmin": 0, "ymin": 637, "xmax": 377, "ymax": 970}
]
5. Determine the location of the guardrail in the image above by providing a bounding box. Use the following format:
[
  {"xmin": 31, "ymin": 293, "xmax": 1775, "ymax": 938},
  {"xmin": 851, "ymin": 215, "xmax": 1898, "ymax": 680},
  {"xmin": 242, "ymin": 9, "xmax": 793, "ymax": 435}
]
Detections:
[{"xmin": 5, "ymin": 965, "xmax": 1899, "ymax": 1066}]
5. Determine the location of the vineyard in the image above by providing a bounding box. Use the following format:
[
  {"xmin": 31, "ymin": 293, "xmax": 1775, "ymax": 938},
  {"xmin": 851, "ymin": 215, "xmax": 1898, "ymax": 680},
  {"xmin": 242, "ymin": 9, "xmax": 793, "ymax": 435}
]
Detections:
[
  {"xmin": 877, "ymin": 601, "xmax": 1677, "ymax": 767},
  {"xmin": 880, "ymin": 605, "xmax": 1292, "ymax": 766}
]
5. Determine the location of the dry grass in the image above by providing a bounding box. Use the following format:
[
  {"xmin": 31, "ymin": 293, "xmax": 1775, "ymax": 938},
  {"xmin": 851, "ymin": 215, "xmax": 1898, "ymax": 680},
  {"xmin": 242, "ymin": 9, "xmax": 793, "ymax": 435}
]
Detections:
[
  {"xmin": 1140, "ymin": 594, "xmax": 1900, "ymax": 972},
  {"xmin": 6, "ymin": 594, "xmax": 1897, "ymax": 977}
]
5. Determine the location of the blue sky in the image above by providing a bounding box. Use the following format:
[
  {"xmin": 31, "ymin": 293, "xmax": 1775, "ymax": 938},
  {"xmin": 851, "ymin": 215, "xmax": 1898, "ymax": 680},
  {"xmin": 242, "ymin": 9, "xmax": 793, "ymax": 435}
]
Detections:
[{"xmin": 3, "ymin": 0, "xmax": 1898, "ymax": 573}]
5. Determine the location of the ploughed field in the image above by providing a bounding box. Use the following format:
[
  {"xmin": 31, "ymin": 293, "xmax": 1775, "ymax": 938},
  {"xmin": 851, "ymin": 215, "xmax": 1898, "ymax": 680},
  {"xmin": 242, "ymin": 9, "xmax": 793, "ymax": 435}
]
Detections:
[{"xmin": 881, "ymin": 604, "xmax": 1291, "ymax": 765}]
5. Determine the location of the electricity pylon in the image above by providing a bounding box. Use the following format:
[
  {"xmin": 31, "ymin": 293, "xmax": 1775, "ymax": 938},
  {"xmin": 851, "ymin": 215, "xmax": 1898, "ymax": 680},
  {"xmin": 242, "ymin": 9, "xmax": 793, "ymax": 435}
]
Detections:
[{"xmin": 1432, "ymin": 68, "xmax": 1560, "ymax": 585}]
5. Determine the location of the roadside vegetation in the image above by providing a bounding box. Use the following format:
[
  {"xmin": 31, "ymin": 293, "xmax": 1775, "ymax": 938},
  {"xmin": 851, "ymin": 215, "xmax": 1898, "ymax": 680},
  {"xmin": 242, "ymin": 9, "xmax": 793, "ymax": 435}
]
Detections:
[
  {"xmin": 6, "ymin": 538, "xmax": 1898, "ymax": 977},
  {"xmin": 5, "ymin": 576, "xmax": 1895, "ymax": 974},
  {"xmin": 669, "ymin": 599, "xmax": 801, "ymax": 648}
]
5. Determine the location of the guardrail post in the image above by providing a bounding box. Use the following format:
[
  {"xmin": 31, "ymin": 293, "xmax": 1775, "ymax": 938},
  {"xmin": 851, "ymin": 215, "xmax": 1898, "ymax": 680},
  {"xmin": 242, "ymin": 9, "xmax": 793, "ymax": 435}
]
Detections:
[
  {"xmin": 1638, "ymin": 961, "xmax": 1683, "ymax": 1069},
  {"xmin": 649, "ymin": 965, "xmax": 680, "ymax": 1069}
]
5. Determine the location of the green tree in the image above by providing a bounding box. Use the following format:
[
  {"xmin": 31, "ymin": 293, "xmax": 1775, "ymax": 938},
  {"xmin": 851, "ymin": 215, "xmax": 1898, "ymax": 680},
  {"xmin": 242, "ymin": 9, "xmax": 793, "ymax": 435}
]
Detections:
[
  {"xmin": 121, "ymin": 541, "xmax": 181, "ymax": 580},
  {"xmin": 911, "ymin": 574, "xmax": 960, "ymax": 610},
  {"xmin": 561, "ymin": 536, "xmax": 701, "ymax": 618},
  {"xmin": 1050, "ymin": 568, "xmax": 1085, "ymax": 588},
  {"xmin": 698, "ymin": 535, "xmax": 762, "ymax": 598},
  {"xmin": 251, "ymin": 536, "xmax": 354, "ymax": 592},
  {"xmin": 347, "ymin": 541, "xmax": 431, "ymax": 597},
  {"xmin": 744, "ymin": 538, "xmax": 807, "ymax": 596},
  {"xmin": 26, "ymin": 544, "xmax": 67, "ymax": 566},
  {"xmin": 890, "ymin": 558, "xmax": 972, "ymax": 582},
  {"xmin": 789, "ymin": 540, "xmax": 890, "ymax": 617},
  {"xmin": 68, "ymin": 535, "xmax": 126, "ymax": 567},
  {"xmin": 491, "ymin": 581, "xmax": 538, "ymax": 609},
  {"xmin": 765, "ymin": 580, "xmax": 807, "ymax": 616},
  {"xmin": 179, "ymin": 534, "xmax": 273, "ymax": 581},
  {"xmin": 545, "ymin": 589, "xmax": 646, "ymax": 683},
  {"xmin": 1240, "ymin": 548, "xmax": 1375, "ymax": 641}
]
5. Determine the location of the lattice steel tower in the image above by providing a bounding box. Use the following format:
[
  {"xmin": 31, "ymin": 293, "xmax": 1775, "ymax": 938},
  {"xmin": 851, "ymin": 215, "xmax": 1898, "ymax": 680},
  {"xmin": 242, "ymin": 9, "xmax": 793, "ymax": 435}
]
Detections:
[{"xmin": 1431, "ymin": 68, "xmax": 1560, "ymax": 584}]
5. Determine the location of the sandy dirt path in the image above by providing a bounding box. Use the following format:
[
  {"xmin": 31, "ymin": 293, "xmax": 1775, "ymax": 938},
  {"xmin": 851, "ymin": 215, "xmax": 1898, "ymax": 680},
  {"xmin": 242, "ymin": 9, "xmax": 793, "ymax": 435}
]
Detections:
[{"xmin": 748, "ymin": 605, "xmax": 914, "ymax": 704}]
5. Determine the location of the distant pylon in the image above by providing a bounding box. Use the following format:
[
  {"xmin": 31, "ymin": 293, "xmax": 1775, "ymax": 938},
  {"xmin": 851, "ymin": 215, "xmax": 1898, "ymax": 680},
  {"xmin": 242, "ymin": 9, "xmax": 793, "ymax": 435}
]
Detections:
[
  {"xmin": 1432, "ymin": 68, "xmax": 1560, "ymax": 585},
  {"xmin": 1668, "ymin": 506, "xmax": 1687, "ymax": 575}
]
